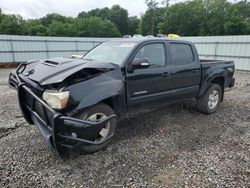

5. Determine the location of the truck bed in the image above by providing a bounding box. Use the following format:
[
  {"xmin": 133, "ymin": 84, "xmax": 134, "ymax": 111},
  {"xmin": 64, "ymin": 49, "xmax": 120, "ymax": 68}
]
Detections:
[{"xmin": 200, "ymin": 59, "xmax": 235, "ymax": 89}]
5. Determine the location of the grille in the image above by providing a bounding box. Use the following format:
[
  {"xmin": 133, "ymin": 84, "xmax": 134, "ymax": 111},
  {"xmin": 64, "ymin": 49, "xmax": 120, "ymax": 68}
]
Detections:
[
  {"xmin": 34, "ymin": 101, "xmax": 47, "ymax": 122},
  {"xmin": 23, "ymin": 87, "xmax": 51, "ymax": 125},
  {"xmin": 24, "ymin": 93, "xmax": 33, "ymax": 108}
]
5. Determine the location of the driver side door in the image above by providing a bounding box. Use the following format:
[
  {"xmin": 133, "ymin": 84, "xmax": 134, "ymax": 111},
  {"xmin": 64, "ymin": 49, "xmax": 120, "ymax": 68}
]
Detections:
[{"xmin": 126, "ymin": 42, "xmax": 170, "ymax": 107}]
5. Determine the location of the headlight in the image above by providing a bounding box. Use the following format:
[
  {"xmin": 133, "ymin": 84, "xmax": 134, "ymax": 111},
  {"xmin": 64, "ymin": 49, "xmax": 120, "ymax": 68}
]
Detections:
[{"xmin": 42, "ymin": 90, "xmax": 69, "ymax": 109}]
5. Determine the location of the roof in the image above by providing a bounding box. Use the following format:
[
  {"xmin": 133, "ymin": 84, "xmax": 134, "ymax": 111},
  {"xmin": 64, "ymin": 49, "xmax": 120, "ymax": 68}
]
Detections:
[{"xmin": 106, "ymin": 37, "xmax": 191, "ymax": 44}]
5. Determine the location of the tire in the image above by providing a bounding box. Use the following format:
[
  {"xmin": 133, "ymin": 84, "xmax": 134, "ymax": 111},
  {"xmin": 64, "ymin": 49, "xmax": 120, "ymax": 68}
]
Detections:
[
  {"xmin": 78, "ymin": 103, "xmax": 117, "ymax": 153},
  {"xmin": 197, "ymin": 84, "xmax": 222, "ymax": 114}
]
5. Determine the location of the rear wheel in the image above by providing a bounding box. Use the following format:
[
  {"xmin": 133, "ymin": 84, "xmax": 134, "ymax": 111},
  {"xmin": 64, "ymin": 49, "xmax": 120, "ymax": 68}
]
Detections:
[
  {"xmin": 78, "ymin": 103, "xmax": 117, "ymax": 153},
  {"xmin": 197, "ymin": 84, "xmax": 222, "ymax": 114}
]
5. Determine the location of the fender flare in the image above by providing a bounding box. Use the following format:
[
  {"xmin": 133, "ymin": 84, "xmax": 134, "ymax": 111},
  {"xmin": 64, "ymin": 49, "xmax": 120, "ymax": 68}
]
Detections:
[{"xmin": 197, "ymin": 69, "xmax": 226, "ymax": 98}]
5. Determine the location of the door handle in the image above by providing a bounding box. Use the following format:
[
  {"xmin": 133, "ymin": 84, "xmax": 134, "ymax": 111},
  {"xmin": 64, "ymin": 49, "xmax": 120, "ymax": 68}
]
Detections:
[
  {"xmin": 192, "ymin": 69, "xmax": 199, "ymax": 73},
  {"xmin": 161, "ymin": 72, "xmax": 169, "ymax": 77}
]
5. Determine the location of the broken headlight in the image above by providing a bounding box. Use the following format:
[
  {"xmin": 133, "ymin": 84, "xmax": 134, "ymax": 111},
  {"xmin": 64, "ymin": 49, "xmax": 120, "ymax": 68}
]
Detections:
[{"xmin": 42, "ymin": 90, "xmax": 69, "ymax": 109}]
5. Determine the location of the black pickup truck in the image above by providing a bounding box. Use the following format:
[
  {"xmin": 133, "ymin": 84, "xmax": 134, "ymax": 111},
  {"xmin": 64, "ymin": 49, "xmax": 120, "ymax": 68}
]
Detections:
[{"xmin": 9, "ymin": 38, "xmax": 235, "ymax": 158}]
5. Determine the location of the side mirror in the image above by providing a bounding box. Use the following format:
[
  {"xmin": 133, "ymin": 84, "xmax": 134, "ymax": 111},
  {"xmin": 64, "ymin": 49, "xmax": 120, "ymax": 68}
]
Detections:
[{"xmin": 131, "ymin": 58, "xmax": 150, "ymax": 69}]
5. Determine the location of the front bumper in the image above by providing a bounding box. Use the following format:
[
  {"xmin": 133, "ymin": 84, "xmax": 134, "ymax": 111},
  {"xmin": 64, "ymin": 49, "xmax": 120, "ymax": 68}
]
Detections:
[{"xmin": 9, "ymin": 67, "xmax": 117, "ymax": 158}]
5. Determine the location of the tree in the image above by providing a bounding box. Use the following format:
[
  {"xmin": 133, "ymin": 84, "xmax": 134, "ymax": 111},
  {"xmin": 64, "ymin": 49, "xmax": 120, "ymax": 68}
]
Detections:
[
  {"xmin": 75, "ymin": 17, "xmax": 120, "ymax": 37},
  {"xmin": 1, "ymin": 1, "xmax": 250, "ymax": 37},
  {"xmin": 127, "ymin": 16, "xmax": 140, "ymax": 35},
  {"xmin": 78, "ymin": 5, "xmax": 129, "ymax": 35},
  {"xmin": 141, "ymin": 0, "xmax": 159, "ymax": 35},
  {"xmin": 23, "ymin": 20, "xmax": 48, "ymax": 36},
  {"xmin": 40, "ymin": 13, "xmax": 74, "ymax": 26},
  {"xmin": 203, "ymin": 0, "xmax": 229, "ymax": 35},
  {"xmin": 47, "ymin": 22, "xmax": 77, "ymax": 37},
  {"xmin": 158, "ymin": 0, "xmax": 205, "ymax": 36},
  {"xmin": 157, "ymin": 0, "xmax": 250, "ymax": 36},
  {"xmin": 141, "ymin": 7, "xmax": 165, "ymax": 35},
  {"xmin": 0, "ymin": 14, "xmax": 25, "ymax": 35},
  {"xmin": 89, "ymin": 7, "xmax": 110, "ymax": 19},
  {"xmin": 224, "ymin": 1, "xmax": 250, "ymax": 35},
  {"xmin": 78, "ymin": 8, "xmax": 110, "ymax": 19},
  {"xmin": 107, "ymin": 5, "xmax": 128, "ymax": 35}
]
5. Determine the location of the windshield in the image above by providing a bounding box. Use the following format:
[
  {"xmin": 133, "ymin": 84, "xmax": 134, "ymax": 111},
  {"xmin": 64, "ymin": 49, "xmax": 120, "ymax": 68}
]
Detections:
[{"xmin": 83, "ymin": 41, "xmax": 136, "ymax": 65}]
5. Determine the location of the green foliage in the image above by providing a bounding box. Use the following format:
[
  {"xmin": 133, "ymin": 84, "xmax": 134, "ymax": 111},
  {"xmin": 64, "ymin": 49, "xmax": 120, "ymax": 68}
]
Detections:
[
  {"xmin": 158, "ymin": 0, "xmax": 250, "ymax": 36},
  {"xmin": 0, "ymin": 1, "xmax": 249, "ymax": 37},
  {"xmin": 23, "ymin": 20, "xmax": 47, "ymax": 36},
  {"xmin": 78, "ymin": 5, "xmax": 130, "ymax": 35},
  {"xmin": 0, "ymin": 14, "xmax": 25, "ymax": 35},
  {"xmin": 108, "ymin": 5, "xmax": 129, "ymax": 35},
  {"xmin": 224, "ymin": 1, "xmax": 250, "ymax": 35},
  {"xmin": 47, "ymin": 22, "xmax": 77, "ymax": 37},
  {"xmin": 141, "ymin": 0, "xmax": 162, "ymax": 35},
  {"xmin": 141, "ymin": 7, "xmax": 165, "ymax": 35},
  {"xmin": 204, "ymin": 0, "xmax": 229, "ymax": 35},
  {"xmin": 40, "ymin": 13, "xmax": 75, "ymax": 26},
  {"xmin": 78, "ymin": 8, "xmax": 110, "ymax": 19},
  {"xmin": 127, "ymin": 16, "xmax": 140, "ymax": 35},
  {"xmin": 75, "ymin": 17, "xmax": 120, "ymax": 37},
  {"xmin": 158, "ymin": 0, "xmax": 205, "ymax": 36}
]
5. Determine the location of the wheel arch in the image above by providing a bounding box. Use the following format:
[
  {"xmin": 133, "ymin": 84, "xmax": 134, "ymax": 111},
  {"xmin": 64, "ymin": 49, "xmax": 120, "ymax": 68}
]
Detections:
[
  {"xmin": 211, "ymin": 77, "xmax": 225, "ymax": 101},
  {"xmin": 74, "ymin": 93, "xmax": 126, "ymax": 118},
  {"xmin": 198, "ymin": 75, "xmax": 225, "ymax": 101},
  {"xmin": 100, "ymin": 94, "xmax": 126, "ymax": 117}
]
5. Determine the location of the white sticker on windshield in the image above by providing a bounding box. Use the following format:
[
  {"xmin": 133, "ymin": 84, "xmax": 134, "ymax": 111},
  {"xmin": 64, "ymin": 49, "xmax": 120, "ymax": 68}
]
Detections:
[{"xmin": 120, "ymin": 43, "xmax": 136, "ymax": 48}]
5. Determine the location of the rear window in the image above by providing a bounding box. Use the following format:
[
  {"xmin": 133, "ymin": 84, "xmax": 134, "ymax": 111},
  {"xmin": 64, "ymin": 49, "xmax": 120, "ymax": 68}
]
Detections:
[{"xmin": 169, "ymin": 43, "xmax": 194, "ymax": 65}]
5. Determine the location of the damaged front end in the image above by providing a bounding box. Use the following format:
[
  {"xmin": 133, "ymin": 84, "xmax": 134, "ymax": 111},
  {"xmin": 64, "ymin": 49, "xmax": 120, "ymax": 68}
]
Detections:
[{"xmin": 9, "ymin": 63, "xmax": 118, "ymax": 158}]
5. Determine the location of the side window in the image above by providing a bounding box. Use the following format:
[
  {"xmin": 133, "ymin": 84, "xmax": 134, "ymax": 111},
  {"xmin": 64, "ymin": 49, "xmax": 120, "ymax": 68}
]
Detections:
[
  {"xmin": 134, "ymin": 43, "xmax": 166, "ymax": 68},
  {"xmin": 169, "ymin": 43, "xmax": 194, "ymax": 66}
]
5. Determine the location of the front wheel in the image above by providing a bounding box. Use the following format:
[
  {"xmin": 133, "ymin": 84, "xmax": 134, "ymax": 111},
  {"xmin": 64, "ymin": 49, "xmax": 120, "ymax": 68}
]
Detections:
[
  {"xmin": 197, "ymin": 84, "xmax": 222, "ymax": 114},
  {"xmin": 78, "ymin": 103, "xmax": 117, "ymax": 153}
]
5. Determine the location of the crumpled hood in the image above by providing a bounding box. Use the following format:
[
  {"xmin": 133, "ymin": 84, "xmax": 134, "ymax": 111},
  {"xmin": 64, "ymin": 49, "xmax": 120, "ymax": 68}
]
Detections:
[{"xmin": 21, "ymin": 57, "xmax": 116, "ymax": 85}]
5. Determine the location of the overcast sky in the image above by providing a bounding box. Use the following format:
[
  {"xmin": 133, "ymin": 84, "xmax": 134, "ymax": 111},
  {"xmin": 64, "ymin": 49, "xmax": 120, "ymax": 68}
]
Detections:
[{"xmin": 0, "ymin": 0, "xmax": 165, "ymax": 19}]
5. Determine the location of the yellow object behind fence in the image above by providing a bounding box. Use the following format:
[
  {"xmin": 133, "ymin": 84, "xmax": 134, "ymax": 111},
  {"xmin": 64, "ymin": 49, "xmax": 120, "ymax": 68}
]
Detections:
[{"xmin": 168, "ymin": 34, "xmax": 180, "ymax": 38}]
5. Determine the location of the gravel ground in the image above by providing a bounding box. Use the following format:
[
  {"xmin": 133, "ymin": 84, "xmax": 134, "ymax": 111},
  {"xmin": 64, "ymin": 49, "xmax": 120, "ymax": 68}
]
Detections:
[
  {"xmin": 0, "ymin": 68, "xmax": 12, "ymax": 85},
  {"xmin": 0, "ymin": 70, "xmax": 249, "ymax": 187}
]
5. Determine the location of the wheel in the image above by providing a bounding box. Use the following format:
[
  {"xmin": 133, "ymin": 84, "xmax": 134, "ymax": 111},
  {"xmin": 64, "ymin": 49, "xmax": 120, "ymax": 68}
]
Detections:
[
  {"xmin": 197, "ymin": 84, "xmax": 222, "ymax": 114},
  {"xmin": 78, "ymin": 103, "xmax": 117, "ymax": 153}
]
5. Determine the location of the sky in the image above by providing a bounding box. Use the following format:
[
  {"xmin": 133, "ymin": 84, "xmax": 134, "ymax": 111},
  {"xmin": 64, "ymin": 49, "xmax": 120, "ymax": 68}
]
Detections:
[{"xmin": 0, "ymin": 0, "xmax": 160, "ymax": 19}]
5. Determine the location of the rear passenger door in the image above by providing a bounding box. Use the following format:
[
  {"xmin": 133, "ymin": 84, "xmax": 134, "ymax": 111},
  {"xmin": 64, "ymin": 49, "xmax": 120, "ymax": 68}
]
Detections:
[{"xmin": 167, "ymin": 42, "xmax": 201, "ymax": 100}]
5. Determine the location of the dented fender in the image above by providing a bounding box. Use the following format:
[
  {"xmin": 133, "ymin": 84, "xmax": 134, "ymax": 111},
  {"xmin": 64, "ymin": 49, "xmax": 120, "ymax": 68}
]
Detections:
[{"xmin": 64, "ymin": 65, "xmax": 126, "ymax": 115}]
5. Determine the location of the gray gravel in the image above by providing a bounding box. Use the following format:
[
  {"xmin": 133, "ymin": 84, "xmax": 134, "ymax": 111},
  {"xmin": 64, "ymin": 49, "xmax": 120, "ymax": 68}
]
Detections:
[
  {"xmin": 0, "ymin": 70, "xmax": 249, "ymax": 187},
  {"xmin": 0, "ymin": 68, "xmax": 12, "ymax": 85}
]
